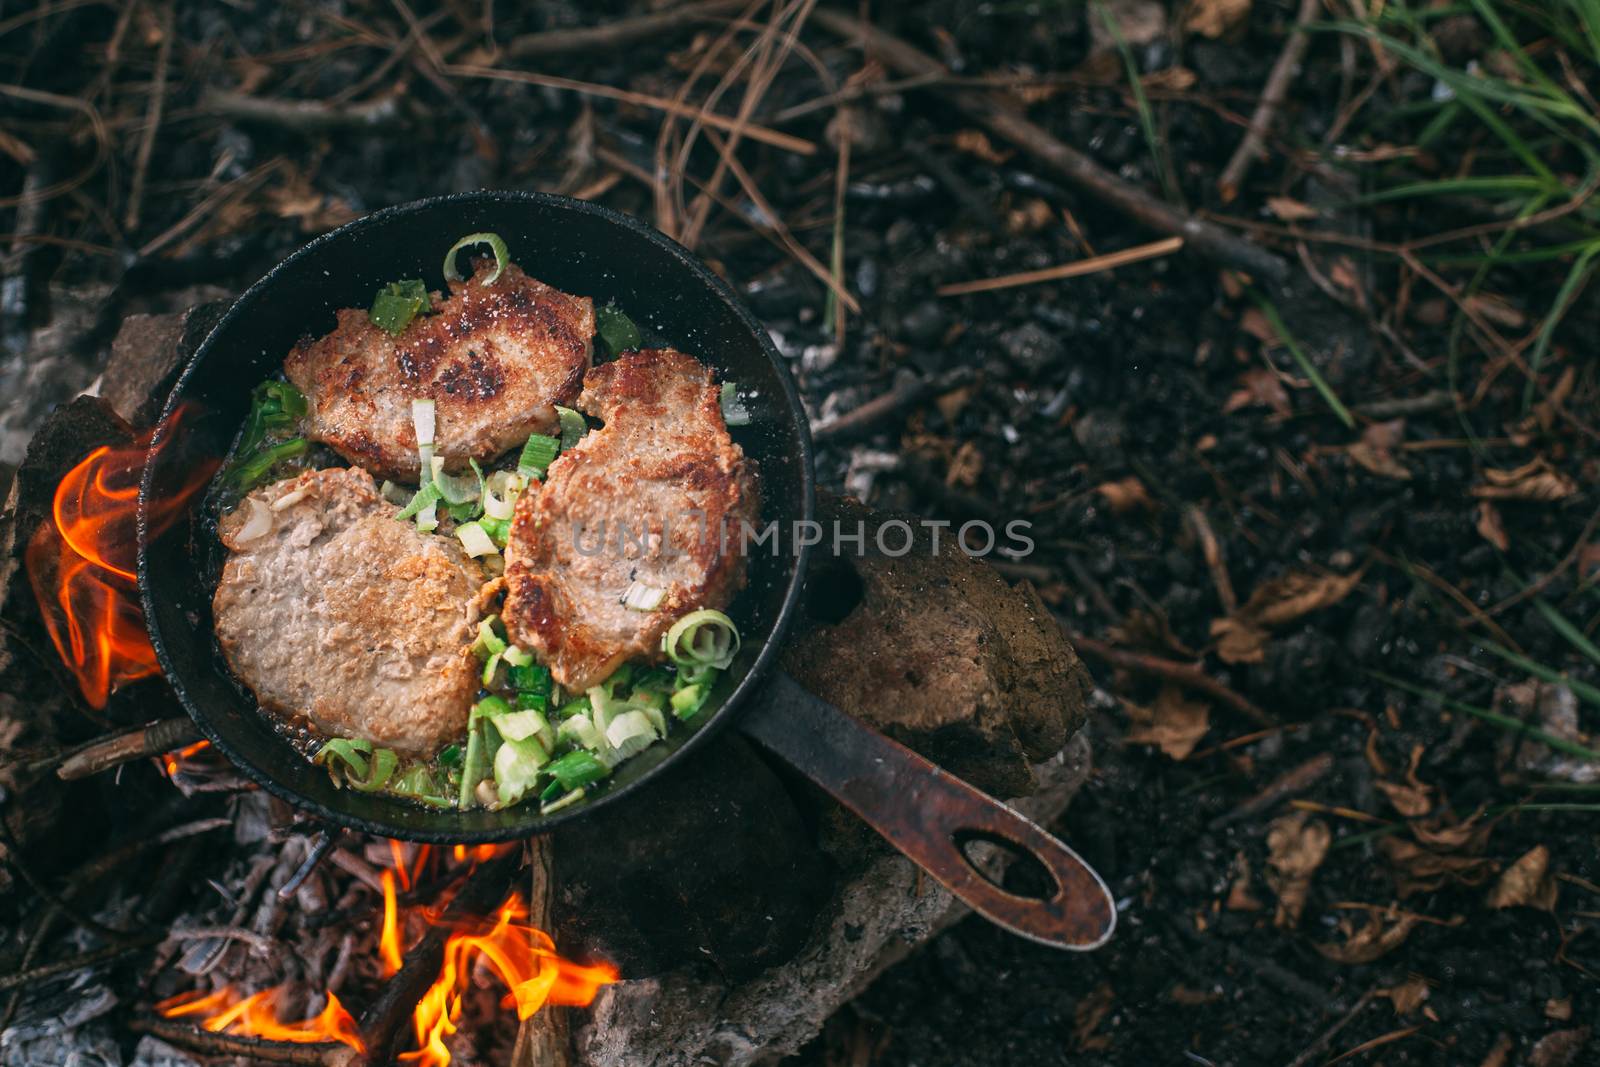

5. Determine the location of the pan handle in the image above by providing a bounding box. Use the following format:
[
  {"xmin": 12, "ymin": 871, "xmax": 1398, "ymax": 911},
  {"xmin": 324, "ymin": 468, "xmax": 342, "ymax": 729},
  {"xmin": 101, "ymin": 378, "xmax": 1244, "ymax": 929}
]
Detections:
[{"xmin": 738, "ymin": 672, "xmax": 1116, "ymax": 950}]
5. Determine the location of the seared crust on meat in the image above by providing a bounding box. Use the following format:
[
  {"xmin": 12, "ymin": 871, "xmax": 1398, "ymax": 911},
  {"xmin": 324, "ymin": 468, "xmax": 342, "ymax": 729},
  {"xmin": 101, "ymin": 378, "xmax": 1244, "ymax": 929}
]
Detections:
[
  {"xmin": 213, "ymin": 467, "xmax": 489, "ymax": 754},
  {"xmin": 502, "ymin": 348, "xmax": 758, "ymax": 690},
  {"xmin": 284, "ymin": 261, "xmax": 595, "ymax": 481}
]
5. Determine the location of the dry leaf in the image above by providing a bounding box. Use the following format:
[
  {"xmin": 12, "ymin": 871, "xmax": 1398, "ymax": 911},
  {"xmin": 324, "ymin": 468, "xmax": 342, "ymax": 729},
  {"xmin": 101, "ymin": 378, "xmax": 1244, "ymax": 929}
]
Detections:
[
  {"xmin": 1476, "ymin": 502, "xmax": 1510, "ymax": 552},
  {"xmin": 1096, "ymin": 476, "xmax": 1157, "ymax": 515},
  {"xmin": 1210, "ymin": 568, "xmax": 1363, "ymax": 664},
  {"xmin": 1546, "ymin": 998, "xmax": 1573, "ymax": 1021},
  {"xmin": 1142, "ymin": 66, "xmax": 1198, "ymax": 91},
  {"xmin": 1528, "ymin": 1027, "xmax": 1591, "ymax": 1067},
  {"xmin": 1169, "ymin": 984, "xmax": 1221, "ymax": 1005},
  {"xmin": 1223, "ymin": 367, "xmax": 1292, "ymax": 418},
  {"xmin": 946, "ymin": 440, "xmax": 984, "ymax": 489},
  {"xmin": 1410, "ymin": 808, "xmax": 1491, "ymax": 852},
  {"xmin": 1239, "ymin": 307, "xmax": 1280, "ymax": 345},
  {"xmin": 1089, "ymin": 0, "xmax": 1167, "ymax": 51},
  {"xmin": 1125, "ymin": 686, "xmax": 1211, "ymax": 760},
  {"xmin": 1348, "ymin": 419, "xmax": 1412, "ymax": 480},
  {"xmin": 1185, "ymin": 0, "xmax": 1251, "ymax": 39},
  {"xmin": 1330, "ymin": 257, "xmax": 1363, "ymax": 294},
  {"xmin": 1316, "ymin": 910, "xmax": 1424, "ymax": 965},
  {"xmin": 1376, "ymin": 779, "xmax": 1432, "ymax": 817},
  {"xmin": 1209, "ymin": 617, "xmax": 1270, "ymax": 664},
  {"xmin": 1380, "ymin": 836, "xmax": 1493, "ymax": 897},
  {"xmin": 1266, "ymin": 196, "xmax": 1319, "ymax": 222},
  {"xmin": 1107, "ymin": 607, "xmax": 1197, "ymax": 658},
  {"xmin": 1472, "ymin": 458, "xmax": 1577, "ymax": 502},
  {"xmin": 1265, "ymin": 812, "xmax": 1330, "ymax": 928},
  {"xmin": 1005, "ymin": 197, "xmax": 1054, "ymax": 236},
  {"xmin": 1480, "ymin": 1033, "xmax": 1514, "ymax": 1067},
  {"xmin": 1487, "ymin": 844, "xmax": 1558, "ymax": 911},
  {"xmin": 952, "ymin": 128, "xmax": 1012, "ymax": 165},
  {"xmin": 1226, "ymin": 849, "xmax": 1263, "ymax": 911},
  {"xmin": 1379, "ymin": 976, "xmax": 1431, "ymax": 1016},
  {"xmin": 1073, "ymin": 982, "xmax": 1116, "ymax": 1052}
]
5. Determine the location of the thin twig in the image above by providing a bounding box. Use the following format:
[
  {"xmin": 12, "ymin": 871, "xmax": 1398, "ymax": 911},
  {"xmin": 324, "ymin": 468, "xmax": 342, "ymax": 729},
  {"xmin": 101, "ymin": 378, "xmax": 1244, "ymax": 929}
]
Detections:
[
  {"xmin": 1284, "ymin": 990, "xmax": 1376, "ymax": 1067},
  {"xmin": 50, "ymin": 717, "xmax": 201, "ymax": 779},
  {"xmin": 128, "ymin": 1017, "xmax": 357, "ymax": 1066},
  {"xmin": 1066, "ymin": 631, "xmax": 1276, "ymax": 727},
  {"xmin": 809, "ymin": 8, "xmax": 1289, "ymax": 282},
  {"xmin": 0, "ymin": 938, "xmax": 158, "ymax": 992},
  {"xmin": 505, "ymin": 0, "xmax": 742, "ymax": 58},
  {"xmin": 1209, "ymin": 753, "xmax": 1335, "ymax": 829},
  {"xmin": 124, "ymin": 1, "xmax": 173, "ymax": 230},
  {"xmin": 1485, "ymin": 500, "xmax": 1600, "ymax": 619},
  {"xmin": 1218, "ymin": 0, "xmax": 1321, "ymax": 201},
  {"xmin": 936, "ymin": 236, "xmax": 1184, "ymax": 296},
  {"xmin": 201, "ymin": 88, "xmax": 403, "ymax": 131},
  {"xmin": 813, "ymin": 367, "xmax": 974, "ymax": 444}
]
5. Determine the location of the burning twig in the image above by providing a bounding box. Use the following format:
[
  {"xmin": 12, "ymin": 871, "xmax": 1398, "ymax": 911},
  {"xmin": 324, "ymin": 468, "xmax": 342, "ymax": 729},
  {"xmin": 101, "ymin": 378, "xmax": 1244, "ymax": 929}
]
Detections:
[
  {"xmin": 49, "ymin": 716, "xmax": 202, "ymax": 779},
  {"xmin": 810, "ymin": 8, "xmax": 1290, "ymax": 282},
  {"xmin": 129, "ymin": 1016, "xmax": 359, "ymax": 1066},
  {"xmin": 1217, "ymin": 0, "xmax": 1321, "ymax": 202},
  {"xmin": 354, "ymin": 852, "xmax": 521, "ymax": 1064}
]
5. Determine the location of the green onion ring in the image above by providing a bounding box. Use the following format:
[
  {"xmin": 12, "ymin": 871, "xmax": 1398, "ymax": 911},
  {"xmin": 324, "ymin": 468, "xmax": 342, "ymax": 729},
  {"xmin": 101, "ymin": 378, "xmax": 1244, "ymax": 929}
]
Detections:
[
  {"xmin": 443, "ymin": 232, "xmax": 509, "ymax": 285},
  {"xmin": 662, "ymin": 608, "xmax": 740, "ymax": 670}
]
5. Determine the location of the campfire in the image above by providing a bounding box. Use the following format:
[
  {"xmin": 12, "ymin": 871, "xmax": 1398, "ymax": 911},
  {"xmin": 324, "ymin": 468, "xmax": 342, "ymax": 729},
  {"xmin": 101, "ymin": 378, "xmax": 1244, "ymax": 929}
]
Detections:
[{"xmin": 9, "ymin": 399, "xmax": 619, "ymax": 1064}]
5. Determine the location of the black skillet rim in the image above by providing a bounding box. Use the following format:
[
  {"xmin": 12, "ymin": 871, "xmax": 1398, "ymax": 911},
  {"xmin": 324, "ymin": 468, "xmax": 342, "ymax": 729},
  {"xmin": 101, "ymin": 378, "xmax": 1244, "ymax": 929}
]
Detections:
[{"xmin": 136, "ymin": 189, "xmax": 816, "ymax": 842}]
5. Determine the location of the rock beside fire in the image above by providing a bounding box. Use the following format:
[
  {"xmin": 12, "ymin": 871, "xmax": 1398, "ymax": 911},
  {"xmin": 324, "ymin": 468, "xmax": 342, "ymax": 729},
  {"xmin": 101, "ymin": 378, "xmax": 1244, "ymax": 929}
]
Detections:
[{"xmin": 542, "ymin": 491, "xmax": 1096, "ymax": 1067}]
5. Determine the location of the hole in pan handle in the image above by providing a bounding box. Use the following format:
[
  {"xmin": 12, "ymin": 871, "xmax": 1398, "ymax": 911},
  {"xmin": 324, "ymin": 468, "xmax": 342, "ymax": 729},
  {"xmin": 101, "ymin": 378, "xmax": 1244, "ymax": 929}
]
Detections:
[{"xmin": 739, "ymin": 672, "xmax": 1117, "ymax": 950}]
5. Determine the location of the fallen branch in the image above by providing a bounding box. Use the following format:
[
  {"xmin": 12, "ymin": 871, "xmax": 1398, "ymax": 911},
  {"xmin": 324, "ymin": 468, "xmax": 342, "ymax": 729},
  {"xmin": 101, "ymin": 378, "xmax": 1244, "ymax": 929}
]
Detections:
[
  {"xmin": 0, "ymin": 938, "xmax": 159, "ymax": 992},
  {"xmin": 1218, "ymin": 0, "xmax": 1321, "ymax": 201},
  {"xmin": 128, "ymin": 1017, "xmax": 357, "ymax": 1066},
  {"xmin": 936, "ymin": 236, "xmax": 1184, "ymax": 296},
  {"xmin": 1209, "ymin": 753, "xmax": 1335, "ymax": 829},
  {"xmin": 810, "ymin": 9, "xmax": 1289, "ymax": 282},
  {"xmin": 52, "ymin": 716, "xmax": 201, "ymax": 780},
  {"xmin": 812, "ymin": 368, "xmax": 973, "ymax": 445},
  {"xmin": 505, "ymin": 0, "xmax": 742, "ymax": 59},
  {"xmin": 1066, "ymin": 631, "xmax": 1275, "ymax": 727},
  {"xmin": 201, "ymin": 88, "xmax": 403, "ymax": 132}
]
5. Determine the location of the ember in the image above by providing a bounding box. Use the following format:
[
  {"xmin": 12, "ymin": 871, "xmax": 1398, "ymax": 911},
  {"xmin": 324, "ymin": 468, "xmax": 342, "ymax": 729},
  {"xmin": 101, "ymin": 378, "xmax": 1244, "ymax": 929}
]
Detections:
[
  {"xmin": 156, "ymin": 985, "xmax": 365, "ymax": 1052},
  {"xmin": 24, "ymin": 409, "xmax": 213, "ymax": 708}
]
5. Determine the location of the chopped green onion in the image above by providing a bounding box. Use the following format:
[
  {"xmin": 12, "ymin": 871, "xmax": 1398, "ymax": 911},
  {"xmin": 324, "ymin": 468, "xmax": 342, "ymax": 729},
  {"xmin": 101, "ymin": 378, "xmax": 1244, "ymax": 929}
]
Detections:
[
  {"xmin": 458, "ymin": 718, "xmax": 488, "ymax": 808},
  {"xmin": 431, "ymin": 456, "xmax": 483, "ymax": 507},
  {"xmin": 457, "ymin": 521, "xmax": 498, "ymax": 559},
  {"xmin": 411, "ymin": 398, "xmax": 436, "ymax": 475},
  {"xmin": 546, "ymin": 749, "xmax": 610, "ymax": 791},
  {"xmin": 395, "ymin": 481, "xmax": 442, "ymax": 521},
  {"xmin": 514, "ymin": 690, "xmax": 549, "ymax": 714},
  {"xmin": 662, "ymin": 609, "xmax": 741, "ymax": 670},
  {"xmin": 720, "ymin": 382, "xmax": 751, "ymax": 426},
  {"xmin": 313, "ymin": 737, "xmax": 372, "ymax": 781},
  {"xmin": 557, "ymin": 713, "xmax": 605, "ymax": 751},
  {"xmin": 482, "ymin": 650, "xmax": 503, "ymax": 686},
  {"xmin": 369, "ymin": 278, "xmax": 428, "ymax": 335},
  {"xmin": 517, "ymin": 433, "xmax": 560, "ymax": 479},
  {"xmin": 472, "ymin": 617, "xmax": 507, "ymax": 660},
  {"xmin": 415, "ymin": 499, "xmax": 439, "ymax": 533},
  {"xmin": 596, "ymin": 304, "xmax": 642, "ymax": 354},
  {"xmin": 493, "ymin": 708, "xmax": 552, "ymax": 748},
  {"xmin": 437, "ymin": 743, "xmax": 463, "ymax": 769},
  {"xmin": 671, "ymin": 683, "xmax": 710, "ymax": 720},
  {"xmin": 621, "ymin": 581, "xmax": 665, "ymax": 612},
  {"xmin": 509, "ymin": 660, "xmax": 551, "ymax": 694},
  {"xmin": 480, "ymin": 517, "xmax": 511, "ymax": 547},
  {"xmin": 232, "ymin": 437, "xmax": 309, "ymax": 491},
  {"xmin": 349, "ymin": 747, "xmax": 399, "ymax": 793},
  {"xmin": 493, "ymin": 737, "xmax": 550, "ymax": 805},
  {"xmin": 443, "ymin": 232, "xmax": 510, "ymax": 286},
  {"xmin": 556, "ymin": 406, "xmax": 588, "ymax": 451},
  {"xmin": 481, "ymin": 470, "xmax": 523, "ymax": 520},
  {"xmin": 554, "ymin": 695, "xmax": 591, "ymax": 721},
  {"xmin": 602, "ymin": 709, "xmax": 660, "ymax": 764},
  {"xmin": 503, "ymin": 645, "xmax": 534, "ymax": 668},
  {"xmin": 391, "ymin": 764, "xmax": 455, "ymax": 808},
  {"xmin": 474, "ymin": 694, "xmax": 513, "ymax": 720},
  {"xmin": 540, "ymin": 787, "xmax": 587, "ymax": 814}
]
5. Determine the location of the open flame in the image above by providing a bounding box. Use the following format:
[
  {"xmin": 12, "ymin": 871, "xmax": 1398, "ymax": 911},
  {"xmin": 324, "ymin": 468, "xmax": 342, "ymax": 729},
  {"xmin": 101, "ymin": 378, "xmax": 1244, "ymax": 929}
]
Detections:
[
  {"xmin": 156, "ymin": 986, "xmax": 365, "ymax": 1052},
  {"xmin": 24, "ymin": 410, "xmax": 213, "ymax": 708},
  {"xmin": 399, "ymin": 891, "xmax": 620, "ymax": 1067}
]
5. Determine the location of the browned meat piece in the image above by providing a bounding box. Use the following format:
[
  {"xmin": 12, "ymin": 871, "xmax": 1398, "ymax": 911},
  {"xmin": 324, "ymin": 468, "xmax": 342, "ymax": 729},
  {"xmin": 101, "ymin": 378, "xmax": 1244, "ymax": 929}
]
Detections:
[
  {"xmin": 213, "ymin": 466, "xmax": 489, "ymax": 754},
  {"xmin": 502, "ymin": 348, "xmax": 759, "ymax": 690},
  {"xmin": 284, "ymin": 261, "xmax": 595, "ymax": 481}
]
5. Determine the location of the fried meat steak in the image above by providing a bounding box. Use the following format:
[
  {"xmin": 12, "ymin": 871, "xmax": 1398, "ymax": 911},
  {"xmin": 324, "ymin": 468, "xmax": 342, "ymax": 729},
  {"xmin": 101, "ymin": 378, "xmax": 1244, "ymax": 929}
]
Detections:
[
  {"xmin": 284, "ymin": 262, "xmax": 594, "ymax": 482},
  {"xmin": 213, "ymin": 466, "xmax": 489, "ymax": 754},
  {"xmin": 502, "ymin": 349, "xmax": 758, "ymax": 690}
]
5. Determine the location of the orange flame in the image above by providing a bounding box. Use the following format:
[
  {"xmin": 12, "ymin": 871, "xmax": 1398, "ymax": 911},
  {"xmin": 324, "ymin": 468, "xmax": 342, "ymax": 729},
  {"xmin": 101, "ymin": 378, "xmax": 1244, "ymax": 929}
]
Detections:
[
  {"xmin": 25, "ymin": 410, "xmax": 214, "ymax": 708},
  {"xmin": 156, "ymin": 986, "xmax": 365, "ymax": 1052},
  {"xmin": 400, "ymin": 891, "xmax": 619, "ymax": 1067},
  {"xmin": 162, "ymin": 740, "xmax": 211, "ymax": 778}
]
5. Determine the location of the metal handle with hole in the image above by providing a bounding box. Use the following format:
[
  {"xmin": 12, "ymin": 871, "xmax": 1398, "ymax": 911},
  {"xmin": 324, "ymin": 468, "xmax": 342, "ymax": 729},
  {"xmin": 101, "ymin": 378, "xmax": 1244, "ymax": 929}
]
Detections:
[{"xmin": 740, "ymin": 672, "xmax": 1116, "ymax": 950}]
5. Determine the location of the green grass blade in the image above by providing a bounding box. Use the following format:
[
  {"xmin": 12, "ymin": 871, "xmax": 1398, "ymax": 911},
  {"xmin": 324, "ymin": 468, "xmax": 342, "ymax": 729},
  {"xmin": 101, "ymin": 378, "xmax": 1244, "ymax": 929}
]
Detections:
[
  {"xmin": 1534, "ymin": 597, "xmax": 1600, "ymax": 667},
  {"xmin": 1249, "ymin": 291, "xmax": 1355, "ymax": 429},
  {"xmin": 1478, "ymin": 639, "xmax": 1600, "ymax": 708},
  {"xmin": 1522, "ymin": 243, "xmax": 1600, "ymax": 410},
  {"xmin": 1094, "ymin": 0, "xmax": 1180, "ymax": 206},
  {"xmin": 1369, "ymin": 669, "xmax": 1600, "ymax": 762},
  {"xmin": 1349, "ymin": 175, "xmax": 1555, "ymax": 206}
]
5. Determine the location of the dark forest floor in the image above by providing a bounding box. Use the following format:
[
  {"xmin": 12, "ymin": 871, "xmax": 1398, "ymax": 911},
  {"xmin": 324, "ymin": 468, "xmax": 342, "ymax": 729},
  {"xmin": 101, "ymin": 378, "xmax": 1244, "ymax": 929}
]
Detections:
[{"xmin": 3, "ymin": 2, "xmax": 1598, "ymax": 1065}]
